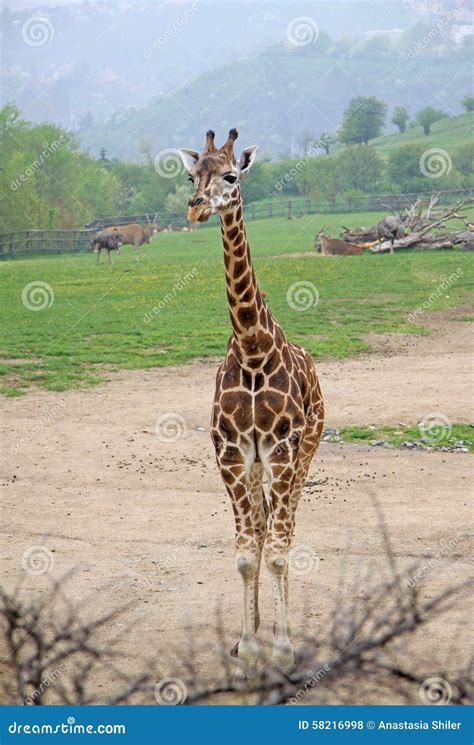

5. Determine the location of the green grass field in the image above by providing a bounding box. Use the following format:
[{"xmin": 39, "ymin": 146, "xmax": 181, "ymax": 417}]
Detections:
[{"xmin": 1, "ymin": 212, "xmax": 473, "ymax": 395}]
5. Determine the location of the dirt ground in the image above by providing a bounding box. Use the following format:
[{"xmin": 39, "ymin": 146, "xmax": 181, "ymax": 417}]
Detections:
[{"xmin": 1, "ymin": 312, "xmax": 473, "ymax": 703}]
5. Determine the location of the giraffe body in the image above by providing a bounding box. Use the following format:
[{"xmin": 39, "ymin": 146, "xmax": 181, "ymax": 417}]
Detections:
[{"xmin": 179, "ymin": 129, "xmax": 324, "ymax": 673}]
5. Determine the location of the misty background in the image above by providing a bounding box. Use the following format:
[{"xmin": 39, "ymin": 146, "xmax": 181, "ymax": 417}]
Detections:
[{"xmin": 2, "ymin": 0, "xmax": 473, "ymax": 160}]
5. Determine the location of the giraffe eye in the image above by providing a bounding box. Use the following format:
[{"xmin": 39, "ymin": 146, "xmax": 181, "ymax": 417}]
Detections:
[
  {"xmin": 188, "ymin": 176, "xmax": 194, "ymax": 183},
  {"xmin": 223, "ymin": 174, "xmax": 237, "ymax": 184}
]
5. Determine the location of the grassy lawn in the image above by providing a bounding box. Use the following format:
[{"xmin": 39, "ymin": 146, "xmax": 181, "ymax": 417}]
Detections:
[
  {"xmin": 335, "ymin": 424, "xmax": 473, "ymax": 452},
  {"xmin": 0, "ymin": 212, "xmax": 473, "ymax": 395}
]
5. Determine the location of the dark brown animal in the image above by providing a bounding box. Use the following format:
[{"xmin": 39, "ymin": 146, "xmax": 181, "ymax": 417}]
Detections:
[
  {"xmin": 104, "ymin": 223, "xmax": 158, "ymax": 261},
  {"xmin": 91, "ymin": 231, "xmax": 122, "ymax": 265}
]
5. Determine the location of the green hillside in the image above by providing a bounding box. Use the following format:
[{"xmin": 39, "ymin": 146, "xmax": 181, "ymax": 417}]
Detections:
[
  {"xmin": 370, "ymin": 111, "xmax": 474, "ymax": 155},
  {"xmin": 83, "ymin": 40, "xmax": 473, "ymax": 160}
]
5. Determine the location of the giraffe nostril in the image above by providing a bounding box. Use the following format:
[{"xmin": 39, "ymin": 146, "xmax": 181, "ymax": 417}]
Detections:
[{"xmin": 189, "ymin": 196, "xmax": 205, "ymax": 207}]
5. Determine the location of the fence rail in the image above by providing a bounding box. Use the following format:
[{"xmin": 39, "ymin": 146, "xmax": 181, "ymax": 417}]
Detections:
[
  {"xmin": 2, "ymin": 189, "xmax": 472, "ymax": 259},
  {"xmin": 87, "ymin": 189, "xmax": 473, "ymax": 230},
  {"xmin": 0, "ymin": 229, "xmax": 95, "ymax": 259}
]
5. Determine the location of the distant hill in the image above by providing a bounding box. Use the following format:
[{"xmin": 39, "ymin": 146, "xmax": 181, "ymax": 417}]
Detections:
[
  {"xmin": 82, "ymin": 40, "xmax": 473, "ymax": 161},
  {"xmin": 370, "ymin": 111, "xmax": 474, "ymax": 155}
]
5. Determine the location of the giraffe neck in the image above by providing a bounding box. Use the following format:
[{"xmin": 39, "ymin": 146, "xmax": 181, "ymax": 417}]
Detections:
[{"xmin": 219, "ymin": 196, "xmax": 281, "ymax": 369}]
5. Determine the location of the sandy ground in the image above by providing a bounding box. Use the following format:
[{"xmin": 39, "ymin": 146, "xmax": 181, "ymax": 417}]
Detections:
[{"xmin": 1, "ymin": 312, "xmax": 473, "ymax": 703}]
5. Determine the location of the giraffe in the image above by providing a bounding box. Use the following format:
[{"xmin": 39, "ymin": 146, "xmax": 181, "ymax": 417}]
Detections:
[{"xmin": 178, "ymin": 129, "xmax": 324, "ymax": 674}]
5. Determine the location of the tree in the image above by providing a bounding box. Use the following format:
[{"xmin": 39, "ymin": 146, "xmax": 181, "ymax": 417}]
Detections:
[
  {"xmin": 337, "ymin": 146, "xmax": 385, "ymax": 192},
  {"xmin": 415, "ymin": 106, "xmax": 448, "ymax": 136},
  {"xmin": 296, "ymin": 130, "xmax": 315, "ymax": 156},
  {"xmin": 387, "ymin": 143, "xmax": 461, "ymax": 193},
  {"xmin": 339, "ymin": 96, "xmax": 387, "ymax": 146},
  {"xmin": 391, "ymin": 106, "xmax": 409, "ymax": 134},
  {"xmin": 461, "ymin": 96, "xmax": 474, "ymax": 113},
  {"xmin": 318, "ymin": 132, "xmax": 336, "ymax": 155},
  {"xmin": 164, "ymin": 184, "xmax": 192, "ymax": 218},
  {"xmin": 452, "ymin": 142, "xmax": 474, "ymax": 183},
  {"xmin": 303, "ymin": 157, "xmax": 343, "ymax": 206}
]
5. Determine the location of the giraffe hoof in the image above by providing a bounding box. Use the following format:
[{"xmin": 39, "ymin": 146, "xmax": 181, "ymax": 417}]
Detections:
[
  {"xmin": 230, "ymin": 641, "xmax": 239, "ymax": 657},
  {"xmin": 273, "ymin": 643, "xmax": 295, "ymax": 673}
]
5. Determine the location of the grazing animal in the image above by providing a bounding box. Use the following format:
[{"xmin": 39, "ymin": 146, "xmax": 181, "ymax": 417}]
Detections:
[
  {"xmin": 91, "ymin": 230, "xmax": 122, "ymax": 264},
  {"xmin": 178, "ymin": 129, "xmax": 324, "ymax": 675},
  {"xmin": 316, "ymin": 229, "xmax": 364, "ymax": 256},
  {"xmin": 103, "ymin": 223, "xmax": 158, "ymax": 261},
  {"xmin": 377, "ymin": 215, "xmax": 405, "ymax": 253}
]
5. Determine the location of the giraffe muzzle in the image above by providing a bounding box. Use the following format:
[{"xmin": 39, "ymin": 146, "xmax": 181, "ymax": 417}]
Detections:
[{"xmin": 187, "ymin": 204, "xmax": 212, "ymax": 223}]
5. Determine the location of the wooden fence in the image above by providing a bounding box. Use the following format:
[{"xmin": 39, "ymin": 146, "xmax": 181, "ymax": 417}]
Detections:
[
  {"xmin": 0, "ymin": 229, "xmax": 95, "ymax": 260},
  {"xmin": 2, "ymin": 189, "xmax": 472, "ymax": 259}
]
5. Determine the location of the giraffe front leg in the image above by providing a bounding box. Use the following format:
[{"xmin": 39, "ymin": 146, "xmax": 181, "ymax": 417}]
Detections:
[
  {"xmin": 263, "ymin": 454, "xmax": 301, "ymax": 673},
  {"xmin": 220, "ymin": 457, "xmax": 264, "ymax": 676}
]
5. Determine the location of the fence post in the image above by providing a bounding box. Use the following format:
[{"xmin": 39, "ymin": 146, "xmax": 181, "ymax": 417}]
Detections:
[{"xmin": 288, "ymin": 201, "xmax": 292, "ymax": 219}]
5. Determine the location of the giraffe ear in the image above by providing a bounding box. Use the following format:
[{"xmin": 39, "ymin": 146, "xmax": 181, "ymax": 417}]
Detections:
[
  {"xmin": 177, "ymin": 148, "xmax": 200, "ymax": 173},
  {"xmin": 239, "ymin": 145, "xmax": 258, "ymax": 175}
]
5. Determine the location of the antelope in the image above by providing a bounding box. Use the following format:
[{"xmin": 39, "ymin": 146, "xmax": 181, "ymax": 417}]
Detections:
[
  {"xmin": 103, "ymin": 221, "xmax": 158, "ymax": 261},
  {"xmin": 316, "ymin": 228, "xmax": 365, "ymax": 256}
]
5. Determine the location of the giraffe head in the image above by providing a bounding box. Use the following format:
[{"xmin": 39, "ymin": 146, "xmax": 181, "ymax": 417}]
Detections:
[{"xmin": 178, "ymin": 129, "xmax": 258, "ymax": 222}]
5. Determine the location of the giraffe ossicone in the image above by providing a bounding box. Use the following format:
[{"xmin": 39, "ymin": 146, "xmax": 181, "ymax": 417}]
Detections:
[{"xmin": 178, "ymin": 129, "xmax": 324, "ymax": 674}]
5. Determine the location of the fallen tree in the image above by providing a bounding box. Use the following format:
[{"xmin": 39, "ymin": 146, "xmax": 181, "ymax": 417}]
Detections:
[{"xmin": 340, "ymin": 197, "xmax": 474, "ymax": 253}]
